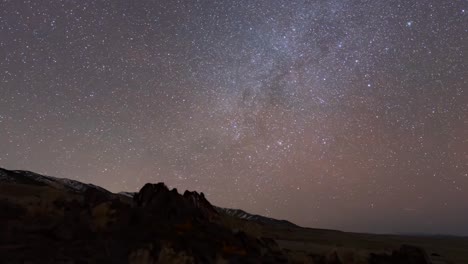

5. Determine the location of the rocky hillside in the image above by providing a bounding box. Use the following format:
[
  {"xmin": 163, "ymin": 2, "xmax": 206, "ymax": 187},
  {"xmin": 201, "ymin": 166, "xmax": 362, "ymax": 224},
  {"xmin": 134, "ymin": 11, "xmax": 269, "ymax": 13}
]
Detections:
[{"xmin": 0, "ymin": 168, "xmax": 444, "ymax": 263}]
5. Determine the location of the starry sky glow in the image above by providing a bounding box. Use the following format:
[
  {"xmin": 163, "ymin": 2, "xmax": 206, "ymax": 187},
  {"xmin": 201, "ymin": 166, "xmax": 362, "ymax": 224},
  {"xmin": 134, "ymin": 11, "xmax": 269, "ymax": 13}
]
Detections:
[{"xmin": 0, "ymin": 0, "xmax": 467, "ymax": 235}]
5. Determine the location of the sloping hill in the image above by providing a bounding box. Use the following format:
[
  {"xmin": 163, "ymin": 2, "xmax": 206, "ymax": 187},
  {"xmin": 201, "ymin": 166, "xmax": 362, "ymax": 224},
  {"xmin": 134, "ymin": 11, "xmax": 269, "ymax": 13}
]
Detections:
[{"xmin": 0, "ymin": 168, "xmax": 109, "ymax": 193}]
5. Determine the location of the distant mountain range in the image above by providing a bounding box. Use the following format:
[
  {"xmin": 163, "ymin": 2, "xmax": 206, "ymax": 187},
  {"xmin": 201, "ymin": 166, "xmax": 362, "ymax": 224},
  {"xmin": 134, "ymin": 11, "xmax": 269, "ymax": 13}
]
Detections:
[
  {"xmin": 0, "ymin": 167, "xmax": 462, "ymax": 264},
  {"xmin": 214, "ymin": 207, "xmax": 298, "ymax": 228}
]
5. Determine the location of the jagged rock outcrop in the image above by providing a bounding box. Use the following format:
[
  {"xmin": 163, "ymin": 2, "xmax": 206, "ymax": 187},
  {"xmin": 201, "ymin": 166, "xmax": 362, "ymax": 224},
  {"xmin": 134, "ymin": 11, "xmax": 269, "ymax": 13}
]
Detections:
[{"xmin": 133, "ymin": 183, "xmax": 219, "ymax": 224}]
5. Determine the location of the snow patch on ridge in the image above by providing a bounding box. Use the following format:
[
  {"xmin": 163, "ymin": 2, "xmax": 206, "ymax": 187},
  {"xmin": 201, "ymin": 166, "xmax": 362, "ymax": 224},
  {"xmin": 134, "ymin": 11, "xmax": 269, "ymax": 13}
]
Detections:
[{"xmin": 118, "ymin": 192, "xmax": 135, "ymax": 198}]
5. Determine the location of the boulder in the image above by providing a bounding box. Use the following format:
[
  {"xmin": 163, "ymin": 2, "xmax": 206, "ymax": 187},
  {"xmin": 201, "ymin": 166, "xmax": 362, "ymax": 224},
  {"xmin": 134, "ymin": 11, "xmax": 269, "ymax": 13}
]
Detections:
[{"xmin": 369, "ymin": 244, "xmax": 430, "ymax": 264}]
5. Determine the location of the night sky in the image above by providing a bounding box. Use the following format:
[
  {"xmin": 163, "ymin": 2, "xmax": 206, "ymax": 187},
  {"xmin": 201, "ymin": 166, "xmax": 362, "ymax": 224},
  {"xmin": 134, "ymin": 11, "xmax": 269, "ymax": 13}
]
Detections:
[{"xmin": 1, "ymin": 0, "xmax": 467, "ymax": 235}]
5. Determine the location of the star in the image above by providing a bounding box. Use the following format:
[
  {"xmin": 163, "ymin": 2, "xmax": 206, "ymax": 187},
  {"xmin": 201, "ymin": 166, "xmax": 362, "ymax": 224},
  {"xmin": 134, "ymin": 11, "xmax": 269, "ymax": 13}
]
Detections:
[{"xmin": 0, "ymin": 0, "xmax": 466, "ymax": 235}]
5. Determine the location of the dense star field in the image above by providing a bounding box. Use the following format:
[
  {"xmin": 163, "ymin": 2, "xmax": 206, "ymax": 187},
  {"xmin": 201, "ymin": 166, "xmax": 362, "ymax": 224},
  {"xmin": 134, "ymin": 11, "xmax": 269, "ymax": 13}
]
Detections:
[{"xmin": 0, "ymin": 0, "xmax": 466, "ymax": 235}]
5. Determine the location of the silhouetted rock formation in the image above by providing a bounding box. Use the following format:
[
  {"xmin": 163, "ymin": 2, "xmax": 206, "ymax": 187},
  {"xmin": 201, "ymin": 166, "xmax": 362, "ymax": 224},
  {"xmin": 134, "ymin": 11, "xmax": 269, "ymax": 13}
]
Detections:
[{"xmin": 134, "ymin": 183, "xmax": 219, "ymax": 223}]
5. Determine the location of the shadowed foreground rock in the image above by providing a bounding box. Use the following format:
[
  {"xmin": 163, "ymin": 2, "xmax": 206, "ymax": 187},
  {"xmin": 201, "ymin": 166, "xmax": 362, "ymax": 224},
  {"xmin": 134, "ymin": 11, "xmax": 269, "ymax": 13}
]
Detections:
[{"xmin": 369, "ymin": 245, "xmax": 431, "ymax": 264}]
